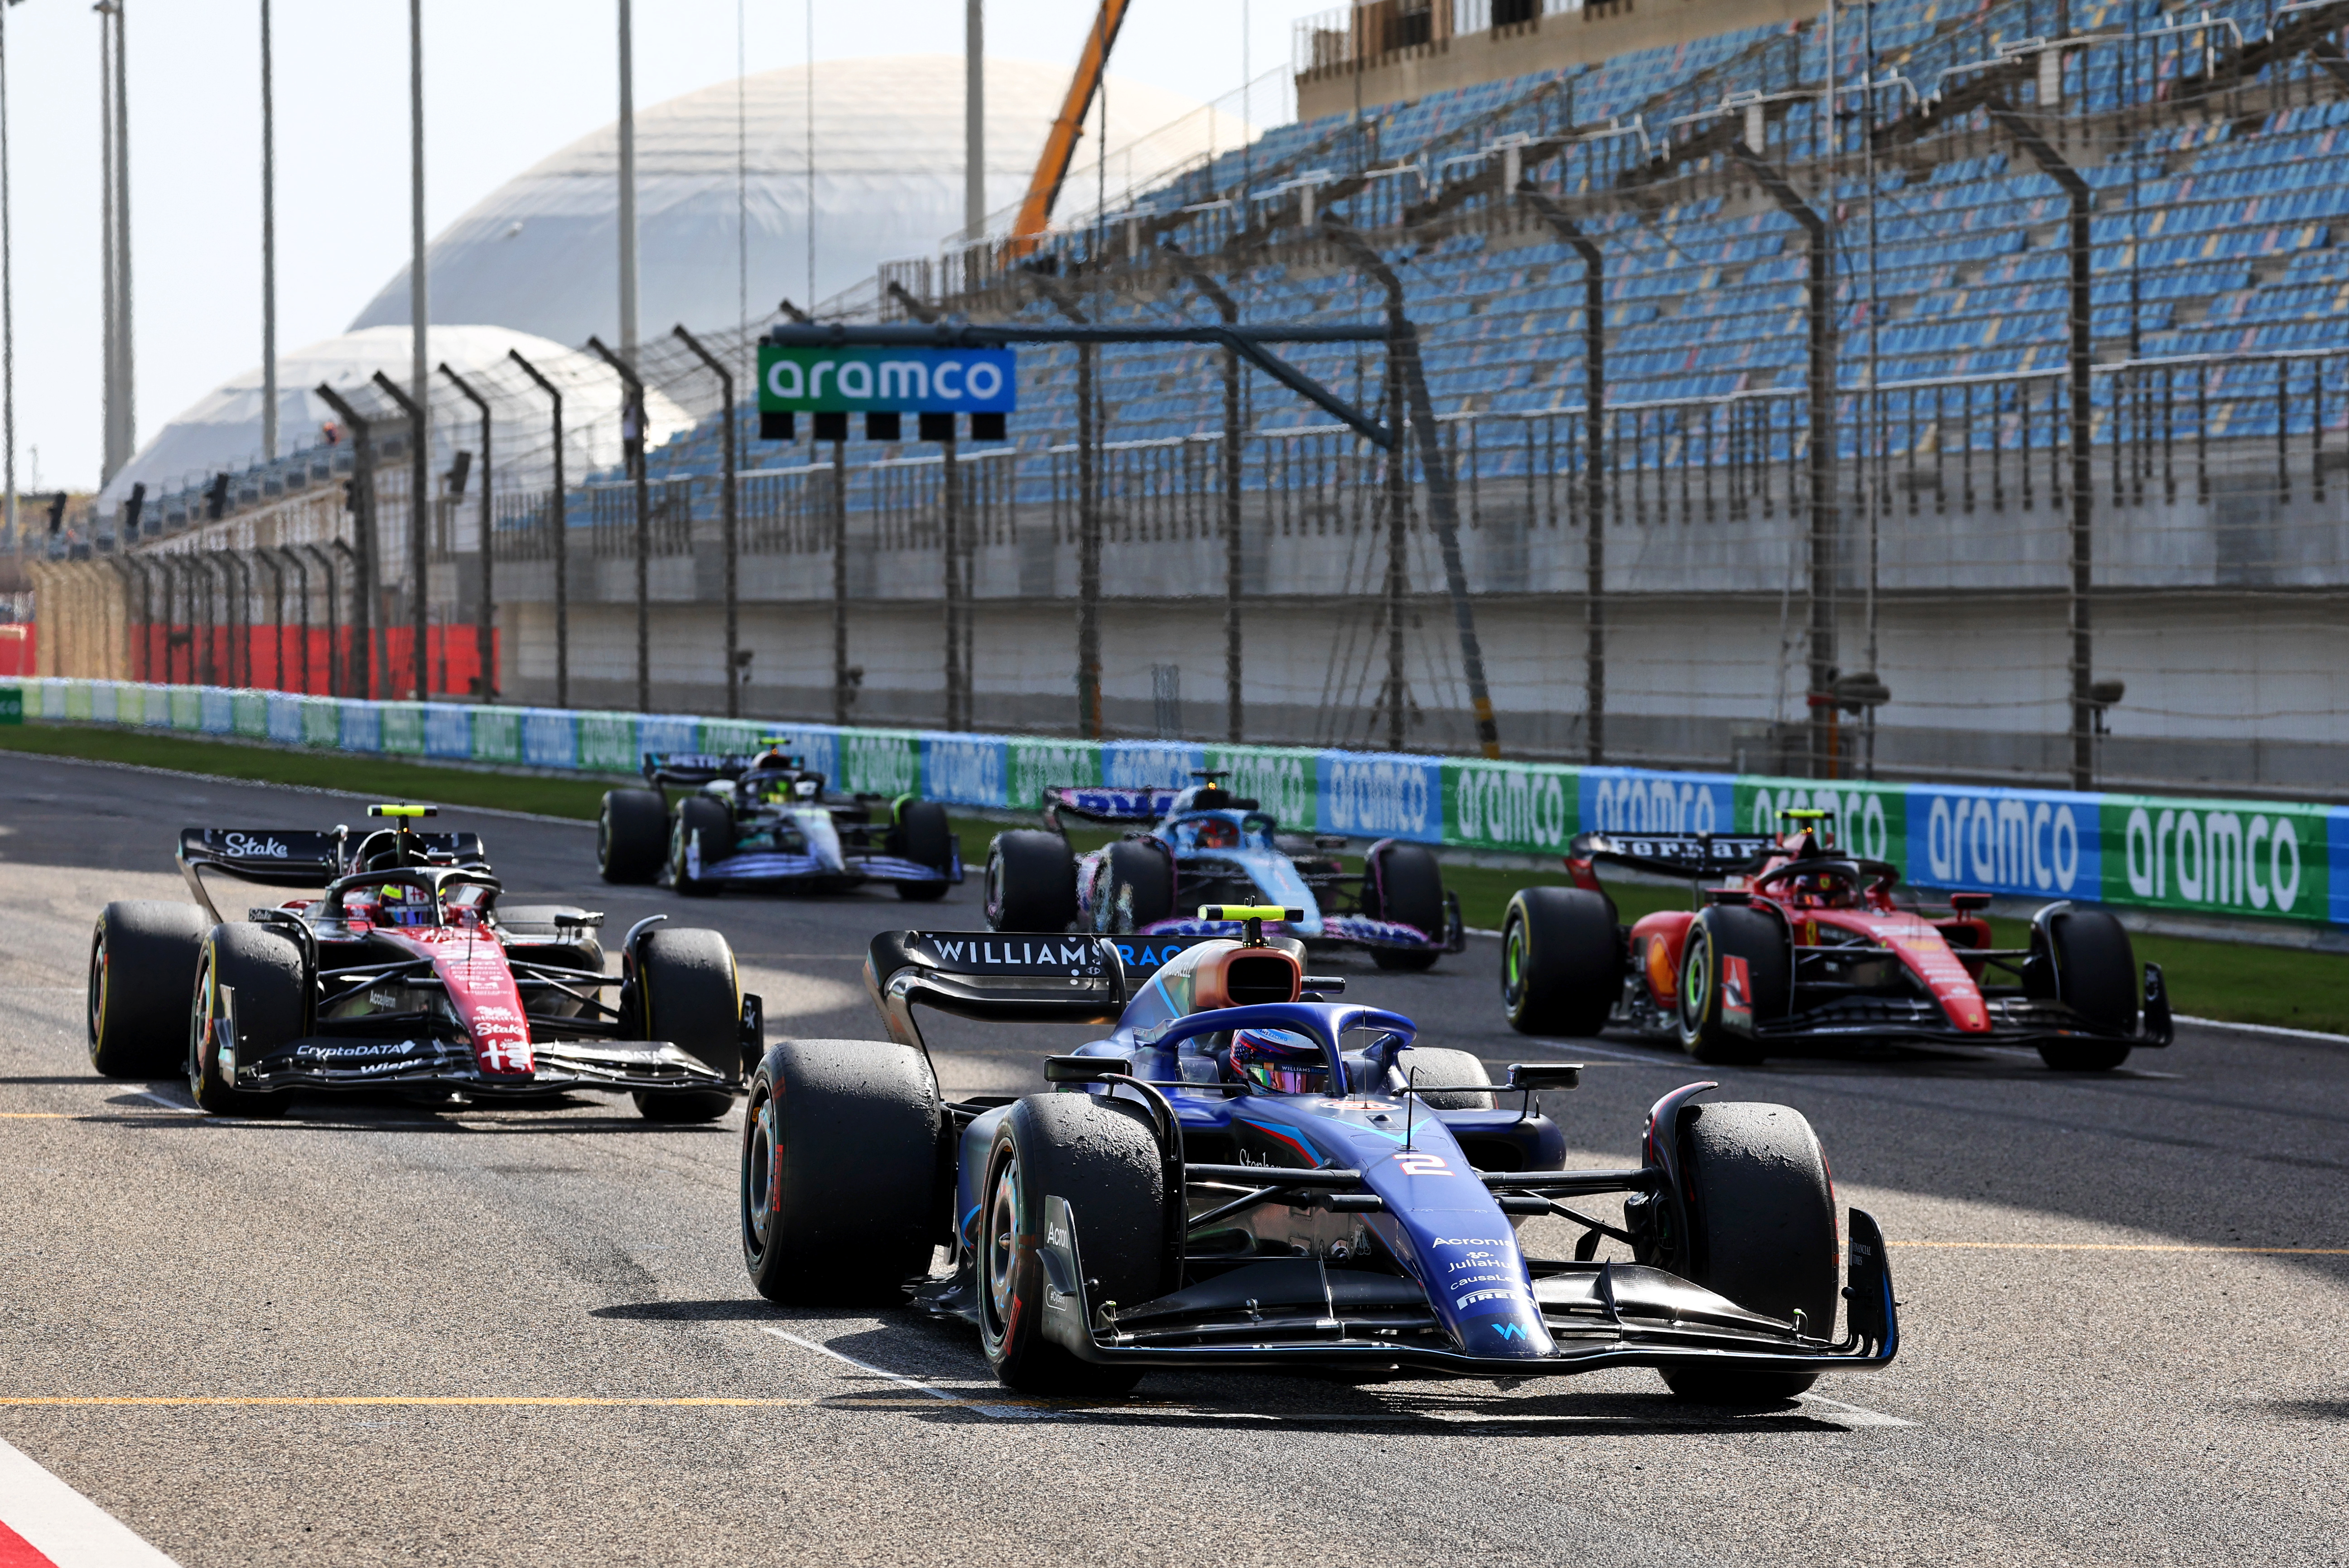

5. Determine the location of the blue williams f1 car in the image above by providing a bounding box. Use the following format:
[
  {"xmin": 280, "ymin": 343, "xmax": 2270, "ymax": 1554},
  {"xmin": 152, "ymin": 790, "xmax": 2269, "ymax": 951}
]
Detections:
[
  {"xmin": 981, "ymin": 773, "xmax": 1465, "ymax": 970},
  {"xmin": 597, "ymin": 743, "xmax": 960, "ymax": 899},
  {"xmin": 738, "ymin": 907, "xmax": 1897, "ymax": 1400}
]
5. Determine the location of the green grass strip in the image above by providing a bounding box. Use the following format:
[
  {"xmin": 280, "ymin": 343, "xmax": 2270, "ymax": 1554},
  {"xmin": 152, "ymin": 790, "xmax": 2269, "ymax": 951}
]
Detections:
[{"xmin": 9, "ymin": 720, "xmax": 2346, "ymax": 1037}]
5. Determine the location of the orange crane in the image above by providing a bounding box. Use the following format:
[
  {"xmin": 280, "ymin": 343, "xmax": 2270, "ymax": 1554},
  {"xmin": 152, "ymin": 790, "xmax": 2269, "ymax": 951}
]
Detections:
[{"xmin": 1009, "ymin": 0, "xmax": 1134, "ymax": 251}]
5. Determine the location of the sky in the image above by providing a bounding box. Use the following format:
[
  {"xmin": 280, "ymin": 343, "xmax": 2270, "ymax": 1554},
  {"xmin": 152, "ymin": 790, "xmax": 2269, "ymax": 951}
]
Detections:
[{"xmin": 4, "ymin": 0, "xmax": 1333, "ymax": 496}]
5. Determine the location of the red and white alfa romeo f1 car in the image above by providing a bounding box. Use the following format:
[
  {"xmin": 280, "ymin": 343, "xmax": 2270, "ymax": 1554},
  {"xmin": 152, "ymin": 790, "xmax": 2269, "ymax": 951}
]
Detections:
[
  {"xmin": 1500, "ymin": 810, "xmax": 2171, "ymax": 1071},
  {"xmin": 87, "ymin": 805, "xmax": 760, "ymax": 1119}
]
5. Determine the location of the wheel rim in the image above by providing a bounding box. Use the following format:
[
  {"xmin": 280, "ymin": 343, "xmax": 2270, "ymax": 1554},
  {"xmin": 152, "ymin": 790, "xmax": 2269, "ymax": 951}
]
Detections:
[
  {"xmin": 742, "ymin": 1088, "xmax": 777, "ymax": 1256},
  {"xmin": 596, "ymin": 808, "xmax": 612, "ymax": 869},
  {"xmin": 981, "ymin": 1150, "xmax": 1022, "ymax": 1349},
  {"xmin": 1501, "ymin": 915, "xmax": 1526, "ymax": 1009},
  {"xmin": 1680, "ymin": 931, "xmax": 1710, "ymax": 1032},
  {"xmin": 983, "ymin": 854, "xmax": 1004, "ymax": 926},
  {"xmin": 87, "ymin": 931, "xmax": 107, "ymax": 1047},
  {"xmin": 187, "ymin": 950, "xmax": 216, "ymax": 1098}
]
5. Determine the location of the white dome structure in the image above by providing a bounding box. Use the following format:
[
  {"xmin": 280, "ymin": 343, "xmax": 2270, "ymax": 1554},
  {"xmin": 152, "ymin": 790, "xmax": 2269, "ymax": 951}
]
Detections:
[
  {"xmin": 96, "ymin": 325, "xmax": 691, "ymax": 512},
  {"xmin": 347, "ymin": 54, "xmax": 1244, "ymax": 345}
]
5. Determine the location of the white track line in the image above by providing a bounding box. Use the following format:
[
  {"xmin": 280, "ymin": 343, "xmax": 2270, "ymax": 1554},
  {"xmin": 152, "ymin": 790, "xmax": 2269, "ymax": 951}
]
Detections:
[
  {"xmin": 2175, "ymin": 1013, "xmax": 2349, "ymax": 1046},
  {"xmin": 1795, "ymin": 1392, "xmax": 1915, "ymax": 1428},
  {"xmin": 0, "ymin": 1434, "xmax": 180, "ymax": 1567},
  {"xmin": 121, "ymin": 1093, "xmax": 200, "ymax": 1116},
  {"xmin": 757, "ymin": 1327, "xmax": 1041, "ymax": 1420}
]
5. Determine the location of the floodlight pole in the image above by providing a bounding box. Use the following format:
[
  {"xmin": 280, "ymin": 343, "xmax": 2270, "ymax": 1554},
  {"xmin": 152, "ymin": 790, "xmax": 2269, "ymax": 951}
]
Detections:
[
  {"xmin": 1323, "ymin": 222, "xmax": 1501, "ymax": 760},
  {"xmin": 671, "ymin": 324, "xmax": 739, "ymax": 718},
  {"xmin": 438, "ymin": 361, "xmax": 495, "ymax": 701},
  {"xmin": 1732, "ymin": 143, "xmax": 1838, "ymax": 781},
  {"xmin": 1165, "ymin": 246, "xmax": 1247, "ymax": 743},
  {"xmin": 370, "ymin": 369, "xmax": 432, "ymax": 699},
  {"xmin": 1990, "ymin": 103, "xmax": 2096, "ymax": 791},
  {"xmin": 314, "ymin": 383, "xmax": 376, "ymax": 698},
  {"xmin": 1517, "ymin": 184, "xmax": 1607, "ymax": 765},
  {"xmin": 507, "ymin": 348, "xmax": 567, "ymax": 708},
  {"xmin": 587, "ymin": 334, "xmax": 651, "ymax": 713}
]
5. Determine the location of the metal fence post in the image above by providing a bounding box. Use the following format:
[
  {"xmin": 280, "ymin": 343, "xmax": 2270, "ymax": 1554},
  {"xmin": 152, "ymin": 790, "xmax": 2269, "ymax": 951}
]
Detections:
[
  {"xmin": 506, "ymin": 349, "xmax": 567, "ymax": 709},
  {"xmin": 671, "ymin": 324, "xmax": 740, "ymax": 718},
  {"xmin": 313, "ymin": 383, "xmax": 376, "ymax": 699},
  {"xmin": 588, "ymin": 334, "xmax": 651, "ymax": 713},
  {"xmin": 1166, "ymin": 246, "xmax": 1247, "ymax": 743},
  {"xmin": 831, "ymin": 435, "xmax": 850, "ymax": 725},
  {"xmin": 439, "ymin": 362, "xmax": 496, "ymax": 701},
  {"xmin": 370, "ymin": 369, "xmax": 431, "ymax": 699}
]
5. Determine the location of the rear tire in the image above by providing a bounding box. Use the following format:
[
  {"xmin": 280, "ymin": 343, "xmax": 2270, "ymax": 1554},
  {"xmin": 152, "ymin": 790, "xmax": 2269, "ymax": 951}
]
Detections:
[
  {"xmin": 1365, "ymin": 841, "xmax": 1445, "ymax": 971},
  {"xmin": 2036, "ymin": 907, "xmax": 2137, "ymax": 1071},
  {"xmin": 979, "ymin": 1094, "xmax": 1167, "ymax": 1396},
  {"xmin": 1501, "ymin": 887, "xmax": 1620, "ymax": 1037},
  {"xmin": 1102, "ymin": 839, "xmax": 1174, "ymax": 932},
  {"xmin": 893, "ymin": 800, "xmax": 954, "ymax": 902},
  {"xmin": 740, "ymin": 1038, "xmax": 940, "ymax": 1303},
  {"xmin": 985, "ymin": 830, "xmax": 1078, "ymax": 932},
  {"xmin": 598, "ymin": 788, "xmax": 669, "ymax": 884},
  {"xmin": 1392, "ymin": 1046, "xmax": 1495, "ymax": 1110},
  {"xmin": 1676, "ymin": 905, "xmax": 1788, "ymax": 1066},
  {"xmin": 670, "ymin": 796, "xmax": 733, "ymax": 897},
  {"xmin": 630, "ymin": 927, "xmax": 741, "ymax": 1122},
  {"xmin": 88, "ymin": 901, "xmax": 210, "ymax": 1077},
  {"xmin": 1656, "ymin": 1101, "xmax": 1838, "ymax": 1404},
  {"xmin": 188, "ymin": 924, "xmax": 303, "ymax": 1118}
]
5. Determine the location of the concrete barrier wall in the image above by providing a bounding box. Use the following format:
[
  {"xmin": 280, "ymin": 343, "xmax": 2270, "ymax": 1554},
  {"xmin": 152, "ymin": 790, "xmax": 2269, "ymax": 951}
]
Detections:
[{"xmin": 11, "ymin": 677, "xmax": 2343, "ymax": 930}]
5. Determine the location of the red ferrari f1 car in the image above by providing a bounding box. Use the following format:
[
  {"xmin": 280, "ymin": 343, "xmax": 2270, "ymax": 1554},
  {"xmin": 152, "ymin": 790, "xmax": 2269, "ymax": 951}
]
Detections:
[{"xmin": 1500, "ymin": 809, "xmax": 2171, "ymax": 1071}]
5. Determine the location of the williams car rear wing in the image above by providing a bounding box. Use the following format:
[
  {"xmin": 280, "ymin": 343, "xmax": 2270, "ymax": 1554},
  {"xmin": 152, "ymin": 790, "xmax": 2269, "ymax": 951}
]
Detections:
[
  {"xmin": 1569, "ymin": 831, "xmax": 1776, "ymax": 880},
  {"xmin": 864, "ymin": 929, "xmax": 1239, "ymax": 1063},
  {"xmin": 1042, "ymin": 786, "xmax": 1178, "ymax": 829}
]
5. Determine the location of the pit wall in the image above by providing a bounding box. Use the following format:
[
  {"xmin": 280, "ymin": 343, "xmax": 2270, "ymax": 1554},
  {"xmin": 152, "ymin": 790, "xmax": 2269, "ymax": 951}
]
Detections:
[{"xmin": 9, "ymin": 677, "xmax": 2342, "ymax": 933}]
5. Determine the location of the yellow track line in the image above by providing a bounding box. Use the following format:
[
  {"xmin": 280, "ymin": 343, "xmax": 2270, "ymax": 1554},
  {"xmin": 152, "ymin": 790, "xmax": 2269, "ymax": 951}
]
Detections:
[
  {"xmin": 0, "ymin": 1395, "xmax": 1045, "ymax": 1409},
  {"xmin": 0, "ymin": 1113, "xmax": 69, "ymax": 1119},
  {"xmin": 1890, "ymin": 1241, "xmax": 2349, "ymax": 1255}
]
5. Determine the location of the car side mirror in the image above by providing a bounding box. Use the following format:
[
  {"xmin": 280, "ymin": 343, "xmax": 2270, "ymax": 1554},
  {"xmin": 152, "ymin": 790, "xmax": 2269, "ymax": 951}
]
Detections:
[
  {"xmin": 1043, "ymin": 1055, "xmax": 1131, "ymax": 1085},
  {"xmin": 1505, "ymin": 1063, "xmax": 1582, "ymax": 1091},
  {"xmin": 1302, "ymin": 975, "xmax": 1346, "ymax": 995}
]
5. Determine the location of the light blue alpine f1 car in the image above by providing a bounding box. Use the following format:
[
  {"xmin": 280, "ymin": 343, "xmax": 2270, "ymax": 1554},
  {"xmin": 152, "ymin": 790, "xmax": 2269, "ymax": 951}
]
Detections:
[
  {"xmin": 737, "ymin": 910, "xmax": 1898, "ymax": 1399},
  {"xmin": 595, "ymin": 743, "xmax": 960, "ymax": 899},
  {"xmin": 980, "ymin": 772, "xmax": 1464, "ymax": 970}
]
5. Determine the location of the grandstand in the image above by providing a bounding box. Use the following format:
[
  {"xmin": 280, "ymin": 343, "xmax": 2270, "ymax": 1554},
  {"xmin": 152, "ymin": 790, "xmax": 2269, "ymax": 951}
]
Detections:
[{"xmin": 50, "ymin": 0, "xmax": 2349, "ymax": 797}]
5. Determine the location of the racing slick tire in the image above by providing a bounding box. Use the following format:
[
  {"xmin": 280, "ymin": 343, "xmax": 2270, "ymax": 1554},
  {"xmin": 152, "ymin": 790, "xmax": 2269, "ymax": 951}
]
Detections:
[
  {"xmin": 892, "ymin": 799, "xmax": 954, "ymax": 902},
  {"xmin": 979, "ymin": 1094, "xmax": 1167, "ymax": 1397},
  {"xmin": 1364, "ymin": 841, "xmax": 1446, "ymax": 972},
  {"xmin": 669, "ymin": 796, "xmax": 734, "ymax": 898},
  {"xmin": 1656, "ymin": 1101, "xmax": 1839, "ymax": 1404},
  {"xmin": 1102, "ymin": 839, "xmax": 1174, "ymax": 933},
  {"xmin": 1676, "ymin": 905, "xmax": 1789, "ymax": 1066},
  {"xmin": 88, "ymin": 900, "xmax": 211, "ymax": 1077},
  {"xmin": 984, "ymin": 830, "xmax": 1078, "ymax": 933},
  {"xmin": 188, "ymin": 923, "xmax": 303, "ymax": 1119},
  {"xmin": 2034, "ymin": 906, "xmax": 2139, "ymax": 1071},
  {"xmin": 741, "ymin": 1038, "xmax": 940, "ymax": 1304},
  {"xmin": 1392, "ymin": 1047, "xmax": 1496, "ymax": 1110},
  {"xmin": 631, "ymin": 927, "xmax": 741, "ymax": 1121},
  {"xmin": 598, "ymin": 787, "xmax": 669, "ymax": 884},
  {"xmin": 1500, "ymin": 887, "xmax": 1620, "ymax": 1037}
]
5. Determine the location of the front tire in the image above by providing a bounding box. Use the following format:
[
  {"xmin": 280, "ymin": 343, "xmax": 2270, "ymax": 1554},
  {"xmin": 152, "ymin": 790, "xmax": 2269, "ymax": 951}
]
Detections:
[
  {"xmin": 893, "ymin": 799, "xmax": 955, "ymax": 902},
  {"xmin": 598, "ymin": 788, "xmax": 669, "ymax": 884},
  {"xmin": 1676, "ymin": 905, "xmax": 1787, "ymax": 1066},
  {"xmin": 1501, "ymin": 886, "xmax": 1620, "ymax": 1036},
  {"xmin": 985, "ymin": 830, "xmax": 1078, "ymax": 932},
  {"xmin": 188, "ymin": 924, "xmax": 304, "ymax": 1119},
  {"xmin": 1656, "ymin": 1101, "xmax": 1838, "ymax": 1404},
  {"xmin": 2035, "ymin": 906, "xmax": 2137, "ymax": 1071},
  {"xmin": 741, "ymin": 1038, "xmax": 940, "ymax": 1303},
  {"xmin": 630, "ymin": 927, "xmax": 740, "ymax": 1122},
  {"xmin": 1365, "ymin": 840, "xmax": 1445, "ymax": 972},
  {"xmin": 979, "ymin": 1094, "xmax": 1168, "ymax": 1397},
  {"xmin": 89, "ymin": 901, "xmax": 210, "ymax": 1077}
]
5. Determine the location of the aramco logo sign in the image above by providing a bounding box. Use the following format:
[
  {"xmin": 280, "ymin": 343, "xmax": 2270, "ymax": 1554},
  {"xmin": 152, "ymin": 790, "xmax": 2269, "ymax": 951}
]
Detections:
[{"xmin": 758, "ymin": 346, "xmax": 1017, "ymax": 414}]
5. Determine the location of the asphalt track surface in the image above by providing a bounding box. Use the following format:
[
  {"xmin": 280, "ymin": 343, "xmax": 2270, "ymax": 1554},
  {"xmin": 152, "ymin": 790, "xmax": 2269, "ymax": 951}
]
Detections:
[{"xmin": 1, "ymin": 754, "xmax": 2345, "ymax": 1567}]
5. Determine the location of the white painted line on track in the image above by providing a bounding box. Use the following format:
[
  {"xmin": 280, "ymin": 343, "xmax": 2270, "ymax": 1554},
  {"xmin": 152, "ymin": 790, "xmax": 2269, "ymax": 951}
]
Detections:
[
  {"xmin": 1794, "ymin": 1392, "xmax": 1914, "ymax": 1428},
  {"xmin": 0, "ymin": 1434, "xmax": 180, "ymax": 1567},
  {"xmin": 758, "ymin": 1327, "xmax": 1042, "ymax": 1420},
  {"xmin": 2175, "ymin": 1013, "xmax": 2349, "ymax": 1046},
  {"xmin": 120, "ymin": 1093, "xmax": 200, "ymax": 1116}
]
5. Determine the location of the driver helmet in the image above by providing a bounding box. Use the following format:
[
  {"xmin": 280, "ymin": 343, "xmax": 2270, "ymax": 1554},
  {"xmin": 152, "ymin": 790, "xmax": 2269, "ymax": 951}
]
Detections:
[
  {"xmin": 1229, "ymin": 1028, "xmax": 1327, "ymax": 1095},
  {"xmin": 1197, "ymin": 817, "xmax": 1240, "ymax": 850},
  {"xmin": 376, "ymin": 883, "xmax": 437, "ymax": 927}
]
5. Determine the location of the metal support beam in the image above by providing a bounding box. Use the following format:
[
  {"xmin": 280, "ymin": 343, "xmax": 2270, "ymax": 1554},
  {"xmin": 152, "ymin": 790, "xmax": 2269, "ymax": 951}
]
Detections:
[
  {"xmin": 506, "ymin": 350, "xmax": 567, "ymax": 709},
  {"xmin": 439, "ymin": 362, "xmax": 496, "ymax": 702},
  {"xmin": 1517, "ymin": 185, "xmax": 1607, "ymax": 766},
  {"xmin": 1989, "ymin": 105, "xmax": 2095, "ymax": 791},
  {"xmin": 1732, "ymin": 143, "xmax": 1838, "ymax": 781},
  {"xmin": 1323, "ymin": 222, "xmax": 1501, "ymax": 759},
  {"xmin": 1164, "ymin": 246, "xmax": 1247, "ymax": 744},
  {"xmin": 830, "ymin": 436, "xmax": 849, "ymax": 725},
  {"xmin": 586, "ymin": 335, "xmax": 652, "ymax": 713},
  {"xmin": 313, "ymin": 383, "xmax": 375, "ymax": 699},
  {"xmin": 370, "ymin": 369, "xmax": 431, "ymax": 699},
  {"xmin": 671, "ymin": 325, "xmax": 740, "ymax": 718}
]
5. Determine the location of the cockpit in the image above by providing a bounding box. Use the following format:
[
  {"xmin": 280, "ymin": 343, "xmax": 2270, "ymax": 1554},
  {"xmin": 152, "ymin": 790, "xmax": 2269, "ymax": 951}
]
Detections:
[{"xmin": 1168, "ymin": 812, "xmax": 1278, "ymax": 854}]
